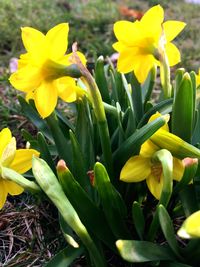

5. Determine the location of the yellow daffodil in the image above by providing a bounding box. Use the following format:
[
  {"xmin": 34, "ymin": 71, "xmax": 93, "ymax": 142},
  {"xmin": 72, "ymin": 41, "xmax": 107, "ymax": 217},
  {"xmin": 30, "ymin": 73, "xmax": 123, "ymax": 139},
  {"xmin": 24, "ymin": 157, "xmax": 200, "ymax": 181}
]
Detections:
[
  {"xmin": 0, "ymin": 128, "xmax": 39, "ymax": 209},
  {"xmin": 120, "ymin": 113, "xmax": 185, "ymax": 199},
  {"xmin": 178, "ymin": 210, "xmax": 200, "ymax": 239},
  {"xmin": 9, "ymin": 23, "xmax": 86, "ymax": 118},
  {"xmin": 113, "ymin": 5, "xmax": 186, "ymax": 83},
  {"xmin": 196, "ymin": 69, "xmax": 200, "ymax": 87}
]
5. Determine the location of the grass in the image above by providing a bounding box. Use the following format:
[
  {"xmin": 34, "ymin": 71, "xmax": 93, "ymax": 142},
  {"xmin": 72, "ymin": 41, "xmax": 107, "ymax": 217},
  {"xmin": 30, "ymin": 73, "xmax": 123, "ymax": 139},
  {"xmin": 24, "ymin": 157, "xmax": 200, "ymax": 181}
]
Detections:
[{"xmin": 1, "ymin": 0, "xmax": 200, "ymax": 266}]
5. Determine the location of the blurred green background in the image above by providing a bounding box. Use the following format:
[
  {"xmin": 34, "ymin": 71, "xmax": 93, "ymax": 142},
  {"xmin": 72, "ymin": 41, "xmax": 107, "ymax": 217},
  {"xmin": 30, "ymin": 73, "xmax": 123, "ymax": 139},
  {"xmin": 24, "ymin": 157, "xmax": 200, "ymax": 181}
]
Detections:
[{"xmin": 0, "ymin": 0, "xmax": 200, "ymax": 70}]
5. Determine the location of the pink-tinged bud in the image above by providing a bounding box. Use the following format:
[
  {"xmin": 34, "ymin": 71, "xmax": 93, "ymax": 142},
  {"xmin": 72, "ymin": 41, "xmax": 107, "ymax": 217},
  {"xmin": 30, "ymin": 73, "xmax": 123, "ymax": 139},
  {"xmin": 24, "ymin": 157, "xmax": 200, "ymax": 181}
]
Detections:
[
  {"xmin": 87, "ymin": 170, "xmax": 95, "ymax": 186},
  {"xmin": 182, "ymin": 157, "xmax": 198, "ymax": 167},
  {"xmin": 56, "ymin": 159, "xmax": 69, "ymax": 173}
]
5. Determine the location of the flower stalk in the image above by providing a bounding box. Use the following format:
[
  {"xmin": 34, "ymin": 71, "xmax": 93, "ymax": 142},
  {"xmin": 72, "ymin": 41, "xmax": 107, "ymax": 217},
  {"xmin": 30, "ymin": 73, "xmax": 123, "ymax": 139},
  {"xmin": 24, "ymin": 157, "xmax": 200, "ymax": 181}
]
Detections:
[
  {"xmin": 72, "ymin": 43, "xmax": 113, "ymax": 179},
  {"xmin": 147, "ymin": 149, "xmax": 173, "ymax": 241}
]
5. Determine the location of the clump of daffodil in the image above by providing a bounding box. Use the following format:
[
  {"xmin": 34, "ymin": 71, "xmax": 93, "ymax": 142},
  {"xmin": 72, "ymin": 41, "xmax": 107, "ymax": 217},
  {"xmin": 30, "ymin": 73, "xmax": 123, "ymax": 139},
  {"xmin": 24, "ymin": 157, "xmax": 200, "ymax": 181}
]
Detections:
[
  {"xmin": 9, "ymin": 23, "xmax": 86, "ymax": 118},
  {"xmin": 120, "ymin": 113, "xmax": 185, "ymax": 199},
  {"xmin": 113, "ymin": 5, "xmax": 186, "ymax": 84},
  {"xmin": 0, "ymin": 128, "xmax": 39, "ymax": 209}
]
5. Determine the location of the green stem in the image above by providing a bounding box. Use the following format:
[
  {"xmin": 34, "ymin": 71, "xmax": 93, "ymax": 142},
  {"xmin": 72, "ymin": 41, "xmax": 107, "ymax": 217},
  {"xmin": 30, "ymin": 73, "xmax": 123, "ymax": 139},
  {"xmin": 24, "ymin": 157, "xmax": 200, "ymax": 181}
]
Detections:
[
  {"xmin": 147, "ymin": 149, "xmax": 173, "ymax": 241},
  {"xmin": 160, "ymin": 48, "xmax": 172, "ymax": 99},
  {"xmin": 73, "ymin": 50, "xmax": 113, "ymax": 179},
  {"xmin": 103, "ymin": 102, "xmax": 123, "ymax": 118},
  {"xmin": 2, "ymin": 167, "xmax": 41, "ymax": 193}
]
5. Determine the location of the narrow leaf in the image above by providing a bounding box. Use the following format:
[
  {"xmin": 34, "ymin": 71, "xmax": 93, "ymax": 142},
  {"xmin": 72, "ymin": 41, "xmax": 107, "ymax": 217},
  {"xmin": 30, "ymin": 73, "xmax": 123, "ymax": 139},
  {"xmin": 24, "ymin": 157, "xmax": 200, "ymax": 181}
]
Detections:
[
  {"xmin": 116, "ymin": 240, "xmax": 175, "ymax": 262},
  {"xmin": 94, "ymin": 162, "xmax": 130, "ymax": 239},
  {"xmin": 132, "ymin": 201, "xmax": 145, "ymax": 240},
  {"xmin": 158, "ymin": 205, "xmax": 181, "ymax": 258},
  {"xmin": 44, "ymin": 246, "xmax": 84, "ymax": 267}
]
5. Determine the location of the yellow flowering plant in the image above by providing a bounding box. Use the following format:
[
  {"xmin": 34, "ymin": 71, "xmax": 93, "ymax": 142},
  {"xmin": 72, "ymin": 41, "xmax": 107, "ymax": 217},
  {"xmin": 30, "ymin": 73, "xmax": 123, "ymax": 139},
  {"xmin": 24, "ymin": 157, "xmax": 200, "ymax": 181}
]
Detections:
[
  {"xmin": 0, "ymin": 128, "xmax": 39, "ymax": 209},
  {"xmin": 3, "ymin": 4, "xmax": 200, "ymax": 267},
  {"xmin": 113, "ymin": 5, "xmax": 185, "ymax": 97},
  {"xmin": 9, "ymin": 23, "xmax": 86, "ymax": 118}
]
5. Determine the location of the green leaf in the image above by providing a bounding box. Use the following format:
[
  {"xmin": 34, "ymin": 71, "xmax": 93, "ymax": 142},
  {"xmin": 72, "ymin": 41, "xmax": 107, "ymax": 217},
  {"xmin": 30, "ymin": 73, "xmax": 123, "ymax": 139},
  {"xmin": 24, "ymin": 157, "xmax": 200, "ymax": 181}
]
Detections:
[
  {"xmin": 32, "ymin": 157, "xmax": 106, "ymax": 267},
  {"xmin": 142, "ymin": 65, "xmax": 157, "ymax": 107},
  {"xmin": 192, "ymin": 103, "xmax": 200, "ymax": 145},
  {"xmin": 158, "ymin": 205, "xmax": 182, "ymax": 258},
  {"xmin": 56, "ymin": 109, "xmax": 75, "ymax": 132},
  {"xmin": 132, "ymin": 201, "xmax": 145, "ymax": 240},
  {"xmin": 137, "ymin": 98, "xmax": 173, "ymax": 128},
  {"xmin": 113, "ymin": 115, "xmax": 167, "ymax": 171},
  {"xmin": 57, "ymin": 162, "xmax": 116, "ymax": 251},
  {"xmin": 179, "ymin": 185, "xmax": 199, "ymax": 217},
  {"xmin": 128, "ymin": 72, "xmax": 144, "ymax": 123},
  {"xmin": 95, "ymin": 56, "xmax": 111, "ymax": 104},
  {"xmin": 59, "ymin": 213, "xmax": 79, "ymax": 248},
  {"xmin": 44, "ymin": 246, "xmax": 84, "ymax": 267},
  {"xmin": 116, "ymin": 240, "xmax": 175, "ymax": 262},
  {"xmin": 37, "ymin": 132, "xmax": 56, "ymax": 175},
  {"xmin": 18, "ymin": 96, "xmax": 53, "ymax": 142},
  {"xmin": 172, "ymin": 73, "xmax": 194, "ymax": 142},
  {"xmin": 69, "ymin": 130, "xmax": 91, "ymax": 193},
  {"xmin": 75, "ymin": 99, "xmax": 95, "ymax": 169},
  {"xmin": 46, "ymin": 112, "xmax": 72, "ymax": 168},
  {"xmin": 94, "ymin": 162, "xmax": 130, "ymax": 239}
]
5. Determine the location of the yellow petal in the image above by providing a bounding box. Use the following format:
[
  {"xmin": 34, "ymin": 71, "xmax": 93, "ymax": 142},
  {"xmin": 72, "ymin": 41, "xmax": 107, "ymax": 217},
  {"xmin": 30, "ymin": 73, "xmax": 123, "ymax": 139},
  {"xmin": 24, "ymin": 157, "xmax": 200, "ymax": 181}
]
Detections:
[
  {"xmin": 46, "ymin": 23, "xmax": 69, "ymax": 60},
  {"xmin": 0, "ymin": 180, "xmax": 7, "ymax": 209},
  {"xmin": 0, "ymin": 128, "xmax": 12, "ymax": 158},
  {"xmin": 165, "ymin": 42, "xmax": 181, "ymax": 66},
  {"xmin": 9, "ymin": 65, "xmax": 42, "ymax": 92},
  {"xmin": 4, "ymin": 180, "xmax": 24, "ymax": 196},
  {"xmin": 113, "ymin": 20, "xmax": 141, "ymax": 45},
  {"xmin": 146, "ymin": 173, "xmax": 163, "ymax": 200},
  {"xmin": 57, "ymin": 77, "xmax": 77, "ymax": 102},
  {"xmin": 21, "ymin": 27, "xmax": 45, "ymax": 52},
  {"xmin": 148, "ymin": 112, "xmax": 169, "ymax": 131},
  {"xmin": 34, "ymin": 81, "xmax": 58, "ymax": 118},
  {"xmin": 9, "ymin": 149, "xmax": 40, "ymax": 174},
  {"xmin": 26, "ymin": 90, "xmax": 35, "ymax": 101},
  {"xmin": 196, "ymin": 69, "xmax": 200, "ymax": 87},
  {"xmin": 120, "ymin": 155, "xmax": 151, "ymax": 182},
  {"xmin": 178, "ymin": 210, "xmax": 200, "ymax": 238},
  {"xmin": 113, "ymin": 41, "xmax": 127, "ymax": 53},
  {"xmin": 140, "ymin": 5, "xmax": 164, "ymax": 35},
  {"xmin": 133, "ymin": 54, "xmax": 155, "ymax": 84},
  {"xmin": 117, "ymin": 47, "xmax": 140, "ymax": 74},
  {"xmin": 140, "ymin": 140, "xmax": 159, "ymax": 157},
  {"xmin": 173, "ymin": 157, "xmax": 185, "ymax": 181},
  {"xmin": 1, "ymin": 137, "xmax": 16, "ymax": 167},
  {"xmin": 163, "ymin": 21, "xmax": 186, "ymax": 42}
]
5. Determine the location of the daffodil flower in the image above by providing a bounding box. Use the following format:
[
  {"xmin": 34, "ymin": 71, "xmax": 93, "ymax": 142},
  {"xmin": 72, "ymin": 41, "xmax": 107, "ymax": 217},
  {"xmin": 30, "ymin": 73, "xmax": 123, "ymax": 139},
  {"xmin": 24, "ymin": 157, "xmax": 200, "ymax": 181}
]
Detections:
[
  {"xmin": 196, "ymin": 69, "xmax": 200, "ymax": 88},
  {"xmin": 9, "ymin": 23, "xmax": 86, "ymax": 118},
  {"xmin": 113, "ymin": 5, "xmax": 186, "ymax": 83},
  {"xmin": 120, "ymin": 113, "xmax": 185, "ymax": 199},
  {"xmin": 0, "ymin": 128, "xmax": 39, "ymax": 209}
]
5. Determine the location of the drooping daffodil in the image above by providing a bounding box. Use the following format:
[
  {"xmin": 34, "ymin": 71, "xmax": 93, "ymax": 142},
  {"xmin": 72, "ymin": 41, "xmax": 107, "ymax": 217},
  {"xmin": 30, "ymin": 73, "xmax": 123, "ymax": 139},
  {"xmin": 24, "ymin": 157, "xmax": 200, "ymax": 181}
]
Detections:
[
  {"xmin": 113, "ymin": 5, "xmax": 186, "ymax": 83},
  {"xmin": 0, "ymin": 128, "xmax": 39, "ymax": 209},
  {"xmin": 9, "ymin": 23, "xmax": 86, "ymax": 118},
  {"xmin": 120, "ymin": 113, "xmax": 185, "ymax": 199}
]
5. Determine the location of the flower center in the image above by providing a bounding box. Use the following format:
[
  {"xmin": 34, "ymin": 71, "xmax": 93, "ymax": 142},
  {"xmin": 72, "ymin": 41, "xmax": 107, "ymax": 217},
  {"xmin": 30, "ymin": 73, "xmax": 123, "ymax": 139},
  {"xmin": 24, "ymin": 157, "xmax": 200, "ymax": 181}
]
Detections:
[{"xmin": 151, "ymin": 163, "xmax": 162, "ymax": 182}]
